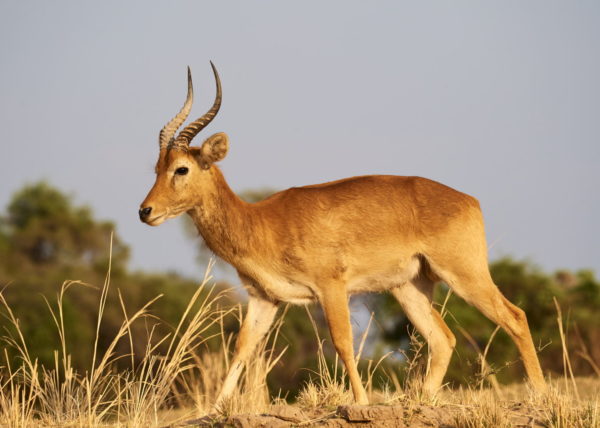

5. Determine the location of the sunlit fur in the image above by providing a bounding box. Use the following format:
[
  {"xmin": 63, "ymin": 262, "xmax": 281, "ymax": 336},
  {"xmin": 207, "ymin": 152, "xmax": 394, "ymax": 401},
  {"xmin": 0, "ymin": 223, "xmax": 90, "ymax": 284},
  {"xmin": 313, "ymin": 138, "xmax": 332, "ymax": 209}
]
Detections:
[{"xmin": 141, "ymin": 121, "xmax": 546, "ymax": 408}]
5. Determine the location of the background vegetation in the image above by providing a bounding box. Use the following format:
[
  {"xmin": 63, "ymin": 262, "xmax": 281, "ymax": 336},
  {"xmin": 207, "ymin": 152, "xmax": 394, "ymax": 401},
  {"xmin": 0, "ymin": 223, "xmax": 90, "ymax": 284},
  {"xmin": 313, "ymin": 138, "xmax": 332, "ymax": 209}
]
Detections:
[{"xmin": 0, "ymin": 181, "xmax": 598, "ymax": 402}]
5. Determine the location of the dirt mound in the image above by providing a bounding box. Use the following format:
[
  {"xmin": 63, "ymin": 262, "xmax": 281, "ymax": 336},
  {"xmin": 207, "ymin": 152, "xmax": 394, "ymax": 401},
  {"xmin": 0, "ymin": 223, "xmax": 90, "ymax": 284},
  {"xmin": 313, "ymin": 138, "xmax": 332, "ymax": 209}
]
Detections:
[{"xmin": 185, "ymin": 403, "xmax": 544, "ymax": 427}]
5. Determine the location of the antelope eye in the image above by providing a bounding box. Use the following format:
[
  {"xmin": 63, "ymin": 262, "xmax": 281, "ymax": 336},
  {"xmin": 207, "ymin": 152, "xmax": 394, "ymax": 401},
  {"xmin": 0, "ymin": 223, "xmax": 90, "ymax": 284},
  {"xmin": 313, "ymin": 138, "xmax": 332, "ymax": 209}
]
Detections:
[{"xmin": 175, "ymin": 167, "xmax": 189, "ymax": 175}]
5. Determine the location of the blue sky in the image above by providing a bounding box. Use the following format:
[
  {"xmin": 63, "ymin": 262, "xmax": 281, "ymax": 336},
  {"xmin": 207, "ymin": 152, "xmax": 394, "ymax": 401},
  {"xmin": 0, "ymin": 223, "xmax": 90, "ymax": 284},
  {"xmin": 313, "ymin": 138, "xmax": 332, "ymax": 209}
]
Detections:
[{"xmin": 1, "ymin": 1, "xmax": 599, "ymax": 280}]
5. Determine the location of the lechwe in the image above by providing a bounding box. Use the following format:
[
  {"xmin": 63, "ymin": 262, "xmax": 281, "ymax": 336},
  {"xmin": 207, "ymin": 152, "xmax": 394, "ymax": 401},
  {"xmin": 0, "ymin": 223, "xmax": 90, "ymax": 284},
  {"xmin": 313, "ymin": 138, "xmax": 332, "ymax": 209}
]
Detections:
[{"xmin": 139, "ymin": 63, "xmax": 546, "ymax": 406}]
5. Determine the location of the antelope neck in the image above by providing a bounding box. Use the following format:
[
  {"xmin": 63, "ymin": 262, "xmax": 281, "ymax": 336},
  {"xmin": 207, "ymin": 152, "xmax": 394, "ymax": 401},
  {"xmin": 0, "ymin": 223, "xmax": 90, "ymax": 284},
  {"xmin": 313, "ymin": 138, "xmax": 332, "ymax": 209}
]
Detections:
[{"xmin": 187, "ymin": 167, "xmax": 256, "ymax": 264}]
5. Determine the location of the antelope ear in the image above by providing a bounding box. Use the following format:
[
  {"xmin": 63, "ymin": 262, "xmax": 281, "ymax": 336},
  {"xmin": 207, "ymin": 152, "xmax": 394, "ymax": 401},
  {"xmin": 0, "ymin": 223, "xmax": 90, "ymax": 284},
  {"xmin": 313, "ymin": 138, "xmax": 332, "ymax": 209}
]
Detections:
[{"xmin": 195, "ymin": 132, "xmax": 229, "ymax": 169}]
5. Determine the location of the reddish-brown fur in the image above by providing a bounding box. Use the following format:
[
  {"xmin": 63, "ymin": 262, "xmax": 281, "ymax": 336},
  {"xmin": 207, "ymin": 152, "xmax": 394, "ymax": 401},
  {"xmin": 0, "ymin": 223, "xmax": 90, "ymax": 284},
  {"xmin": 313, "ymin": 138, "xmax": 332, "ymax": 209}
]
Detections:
[{"xmin": 140, "ymin": 71, "xmax": 546, "ymax": 407}]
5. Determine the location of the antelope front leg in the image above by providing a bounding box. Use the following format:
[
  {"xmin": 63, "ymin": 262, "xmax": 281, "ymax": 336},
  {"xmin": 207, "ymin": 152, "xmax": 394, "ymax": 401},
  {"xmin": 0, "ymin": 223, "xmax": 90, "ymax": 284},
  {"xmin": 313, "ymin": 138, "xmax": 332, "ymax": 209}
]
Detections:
[
  {"xmin": 320, "ymin": 283, "xmax": 369, "ymax": 405},
  {"xmin": 214, "ymin": 294, "xmax": 279, "ymax": 408}
]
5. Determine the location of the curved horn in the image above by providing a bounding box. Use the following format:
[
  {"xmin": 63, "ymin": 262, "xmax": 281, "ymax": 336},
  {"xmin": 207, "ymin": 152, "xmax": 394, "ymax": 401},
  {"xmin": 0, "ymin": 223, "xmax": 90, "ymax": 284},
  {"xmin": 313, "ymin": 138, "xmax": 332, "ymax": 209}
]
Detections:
[
  {"xmin": 174, "ymin": 61, "xmax": 222, "ymax": 146},
  {"xmin": 159, "ymin": 67, "xmax": 194, "ymax": 149}
]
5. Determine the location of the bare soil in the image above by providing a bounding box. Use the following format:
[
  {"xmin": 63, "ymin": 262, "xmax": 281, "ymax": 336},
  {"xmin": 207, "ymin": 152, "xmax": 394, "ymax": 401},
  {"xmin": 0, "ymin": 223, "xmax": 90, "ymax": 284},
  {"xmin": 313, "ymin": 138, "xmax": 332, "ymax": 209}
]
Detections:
[{"xmin": 181, "ymin": 402, "xmax": 546, "ymax": 427}]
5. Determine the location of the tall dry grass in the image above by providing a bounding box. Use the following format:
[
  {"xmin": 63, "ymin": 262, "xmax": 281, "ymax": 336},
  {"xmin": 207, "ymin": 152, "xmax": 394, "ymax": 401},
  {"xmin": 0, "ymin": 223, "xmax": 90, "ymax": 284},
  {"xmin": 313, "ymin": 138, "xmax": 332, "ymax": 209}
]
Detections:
[
  {"xmin": 0, "ymin": 239, "xmax": 276, "ymax": 427},
  {"xmin": 0, "ymin": 242, "xmax": 598, "ymax": 427}
]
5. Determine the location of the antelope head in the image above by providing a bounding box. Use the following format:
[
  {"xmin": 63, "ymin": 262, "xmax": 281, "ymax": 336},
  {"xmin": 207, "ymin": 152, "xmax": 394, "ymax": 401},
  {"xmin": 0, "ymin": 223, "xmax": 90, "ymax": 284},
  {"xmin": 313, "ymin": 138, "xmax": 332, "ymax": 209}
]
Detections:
[{"xmin": 139, "ymin": 63, "xmax": 229, "ymax": 226}]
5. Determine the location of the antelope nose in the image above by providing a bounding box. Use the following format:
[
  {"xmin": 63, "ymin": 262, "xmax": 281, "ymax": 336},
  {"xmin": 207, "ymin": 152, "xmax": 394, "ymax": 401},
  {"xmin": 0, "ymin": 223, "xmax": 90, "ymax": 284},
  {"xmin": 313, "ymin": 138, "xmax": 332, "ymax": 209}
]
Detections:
[{"xmin": 139, "ymin": 206, "xmax": 152, "ymax": 221}]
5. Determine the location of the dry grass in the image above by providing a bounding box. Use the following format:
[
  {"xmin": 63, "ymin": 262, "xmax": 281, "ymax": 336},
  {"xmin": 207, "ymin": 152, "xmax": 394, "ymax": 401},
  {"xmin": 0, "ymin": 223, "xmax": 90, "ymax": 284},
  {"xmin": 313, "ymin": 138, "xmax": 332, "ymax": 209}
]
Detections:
[
  {"xmin": 294, "ymin": 293, "xmax": 599, "ymax": 427},
  {"xmin": 0, "ymin": 246, "xmax": 599, "ymax": 426},
  {"xmin": 0, "ymin": 245, "xmax": 288, "ymax": 427}
]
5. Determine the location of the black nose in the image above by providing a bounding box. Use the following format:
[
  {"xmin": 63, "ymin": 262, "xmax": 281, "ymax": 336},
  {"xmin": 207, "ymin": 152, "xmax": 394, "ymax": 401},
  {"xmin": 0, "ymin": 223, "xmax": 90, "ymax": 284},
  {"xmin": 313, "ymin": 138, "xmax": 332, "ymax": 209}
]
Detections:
[{"xmin": 139, "ymin": 207, "xmax": 152, "ymax": 221}]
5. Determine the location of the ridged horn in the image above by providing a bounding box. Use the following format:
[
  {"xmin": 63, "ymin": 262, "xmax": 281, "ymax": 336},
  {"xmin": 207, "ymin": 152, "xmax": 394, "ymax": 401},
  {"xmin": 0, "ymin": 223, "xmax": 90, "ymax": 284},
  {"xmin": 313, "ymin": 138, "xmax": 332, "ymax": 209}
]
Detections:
[
  {"xmin": 159, "ymin": 67, "xmax": 194, "ymax": 150},
  {"xmin": 173, "ymin": 61, "xmax": 222, "ymax": 147}
]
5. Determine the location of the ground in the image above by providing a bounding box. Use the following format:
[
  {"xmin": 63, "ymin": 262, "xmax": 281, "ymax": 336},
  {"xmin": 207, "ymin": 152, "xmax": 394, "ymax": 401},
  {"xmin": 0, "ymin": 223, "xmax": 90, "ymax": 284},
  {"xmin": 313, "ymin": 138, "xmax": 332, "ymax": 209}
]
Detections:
[{"xmin": 168, "ymin": 378, "xmax": 599, "ymax": 428}]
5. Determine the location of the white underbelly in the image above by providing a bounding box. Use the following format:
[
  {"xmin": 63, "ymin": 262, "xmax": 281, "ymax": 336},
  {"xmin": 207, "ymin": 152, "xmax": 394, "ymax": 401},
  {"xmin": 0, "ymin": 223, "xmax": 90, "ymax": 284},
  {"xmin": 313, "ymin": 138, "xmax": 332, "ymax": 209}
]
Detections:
[
  {"xmin": 248, "ymin": 257, "xmax": 421, "ymax": 304},
  {"xmin": 346, "ymin": 257, "xmax": 422, "ymax": 294},
  {"xmin": 346, "ymin": 271, "xmax": 415, "ymax": 294},
  {"xmin": 252, "ymin": 271, "xmax": 317, "ymax": 305}
]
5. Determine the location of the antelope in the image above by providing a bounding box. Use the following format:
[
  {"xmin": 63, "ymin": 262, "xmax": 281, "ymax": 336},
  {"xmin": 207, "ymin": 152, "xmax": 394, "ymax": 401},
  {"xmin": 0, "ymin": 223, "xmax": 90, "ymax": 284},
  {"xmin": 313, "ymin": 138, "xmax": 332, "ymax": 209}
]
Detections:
[{"xmin": 139, "ymin": 63, "xmax": 546, "ymax": 406}]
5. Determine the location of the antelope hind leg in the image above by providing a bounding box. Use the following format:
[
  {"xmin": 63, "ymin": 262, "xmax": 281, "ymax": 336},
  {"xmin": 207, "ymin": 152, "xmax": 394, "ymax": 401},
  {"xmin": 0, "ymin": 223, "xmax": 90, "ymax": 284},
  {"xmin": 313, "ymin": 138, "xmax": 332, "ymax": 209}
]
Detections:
[{"xmin": 391, "ymin": 278, "xmax": 456, "ymax": 397}]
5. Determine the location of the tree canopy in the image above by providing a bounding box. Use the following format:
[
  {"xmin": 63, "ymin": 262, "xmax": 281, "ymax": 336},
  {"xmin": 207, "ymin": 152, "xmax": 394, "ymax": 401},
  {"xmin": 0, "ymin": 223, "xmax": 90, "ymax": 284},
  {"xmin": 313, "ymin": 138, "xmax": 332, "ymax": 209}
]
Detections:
[{"xmin": 1, "ymin": 182, "xmax": 128, "ymax": 273}]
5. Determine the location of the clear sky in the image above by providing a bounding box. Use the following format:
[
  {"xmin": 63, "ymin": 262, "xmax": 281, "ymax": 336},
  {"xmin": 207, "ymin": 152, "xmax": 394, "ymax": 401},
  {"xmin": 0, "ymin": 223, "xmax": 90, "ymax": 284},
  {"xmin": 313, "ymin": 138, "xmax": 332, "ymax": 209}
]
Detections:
[{"xmin": 1, "ymin": 1, "xmax": 599, "ymax": 280}]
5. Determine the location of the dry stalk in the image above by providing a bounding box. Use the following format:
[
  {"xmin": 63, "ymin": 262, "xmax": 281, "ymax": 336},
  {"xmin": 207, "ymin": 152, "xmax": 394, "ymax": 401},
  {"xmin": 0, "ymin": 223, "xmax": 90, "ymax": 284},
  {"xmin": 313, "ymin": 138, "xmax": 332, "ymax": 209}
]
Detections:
[
  {"xmin": 573, "ymin": 325, "xmax": 600, "ymax": 377},
  {"xmin": 553, "ymin": 297, "xmax": 580, "ymax": 400}
]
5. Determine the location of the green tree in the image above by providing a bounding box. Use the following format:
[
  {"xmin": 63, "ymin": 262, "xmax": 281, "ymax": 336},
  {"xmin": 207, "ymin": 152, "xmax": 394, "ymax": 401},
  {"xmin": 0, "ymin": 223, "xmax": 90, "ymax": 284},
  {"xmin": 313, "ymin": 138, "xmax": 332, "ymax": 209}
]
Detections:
[{"xmin": 2, "ymin": 182, "xmax": 129, "ymax": 274}]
